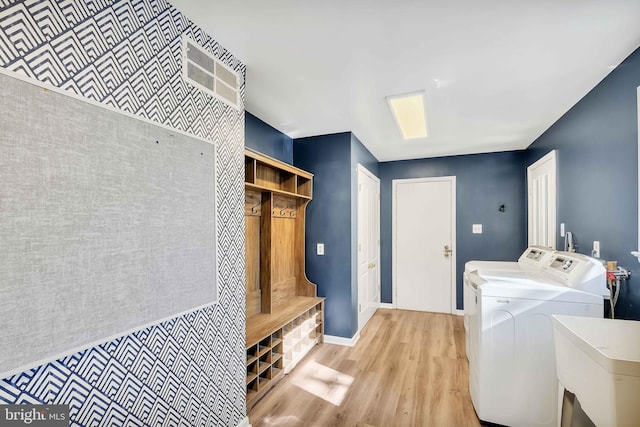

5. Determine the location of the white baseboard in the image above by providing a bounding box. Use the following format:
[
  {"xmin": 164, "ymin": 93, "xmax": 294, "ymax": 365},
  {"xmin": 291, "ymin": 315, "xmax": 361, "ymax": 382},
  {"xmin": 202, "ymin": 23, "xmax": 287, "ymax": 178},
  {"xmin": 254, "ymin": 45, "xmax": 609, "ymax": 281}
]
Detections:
[
  {"xmin": 378, "ymin": 304, "xmax": 460, "ymax": 314},
  {"xmin": 323, "ymin": 331, "xmax": 361, "ymax": 347},
  {"xmin": 237, "ymin": 416, "xmax": 251, "ymax": 427}
]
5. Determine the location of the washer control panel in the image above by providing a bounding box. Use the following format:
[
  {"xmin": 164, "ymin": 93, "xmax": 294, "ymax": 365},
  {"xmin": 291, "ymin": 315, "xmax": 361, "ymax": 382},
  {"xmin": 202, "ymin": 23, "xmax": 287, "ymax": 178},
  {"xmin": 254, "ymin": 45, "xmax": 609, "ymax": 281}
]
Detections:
[
  {"xmin": 518, "ymin": 246, "xmax": 556, "ymax": 269},
  {"xmin": 541, "ymin": 252, "xmax": 607, "ymax": 297}
]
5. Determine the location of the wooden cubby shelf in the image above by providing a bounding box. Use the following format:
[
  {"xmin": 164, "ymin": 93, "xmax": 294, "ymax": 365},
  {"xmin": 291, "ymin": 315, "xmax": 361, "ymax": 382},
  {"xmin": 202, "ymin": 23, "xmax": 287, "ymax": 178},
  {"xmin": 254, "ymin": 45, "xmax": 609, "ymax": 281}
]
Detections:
[
  {"xmin": 244, "ymin": 298, "xmax": 325, "ymax": 409},
  {"xmin": 244, "ymin": 149, "xmax": 324, "ymax": 410},
  {"xmin": 244, "ymin": 150, "xmax": 313, "ymax": 200}
]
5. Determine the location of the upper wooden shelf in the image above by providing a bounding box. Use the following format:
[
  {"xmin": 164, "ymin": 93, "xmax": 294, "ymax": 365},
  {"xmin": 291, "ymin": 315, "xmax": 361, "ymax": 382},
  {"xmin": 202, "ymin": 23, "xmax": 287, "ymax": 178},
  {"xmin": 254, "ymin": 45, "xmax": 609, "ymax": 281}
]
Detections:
[
  {"xmin": 245, "ymin": 182, "xmax": 312, "ymax": 200},
  {"xmin": 245, "ymin": 149, "xmax": 313, "ymax": 199}
]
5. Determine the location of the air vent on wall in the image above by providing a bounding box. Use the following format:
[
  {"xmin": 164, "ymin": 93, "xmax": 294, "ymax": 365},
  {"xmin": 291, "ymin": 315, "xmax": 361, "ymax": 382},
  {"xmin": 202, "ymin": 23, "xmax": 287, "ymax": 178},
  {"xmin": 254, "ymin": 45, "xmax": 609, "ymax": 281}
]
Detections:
[{"xmin": 182, "ymin": 35, "xmax": 241, "ymax": 110}]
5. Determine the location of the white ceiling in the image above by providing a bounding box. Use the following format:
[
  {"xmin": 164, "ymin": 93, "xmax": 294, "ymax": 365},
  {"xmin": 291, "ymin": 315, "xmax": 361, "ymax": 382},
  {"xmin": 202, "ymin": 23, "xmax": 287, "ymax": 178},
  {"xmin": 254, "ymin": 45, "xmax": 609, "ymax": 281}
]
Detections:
[{"xmin": 169, "ymin": 0, "xmax": 640, "ymax": 162}]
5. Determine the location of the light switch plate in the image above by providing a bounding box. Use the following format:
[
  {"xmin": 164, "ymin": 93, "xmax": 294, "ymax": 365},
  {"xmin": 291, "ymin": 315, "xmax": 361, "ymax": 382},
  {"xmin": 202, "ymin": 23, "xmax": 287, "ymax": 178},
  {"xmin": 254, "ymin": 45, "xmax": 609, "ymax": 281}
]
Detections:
[
  {"xmin": 472, "ymin": 224, "xmax": 482, "ymax": 234},
  {"xmin": 317, "ymin": 243, "xmax": 325, "ymax": 255}
]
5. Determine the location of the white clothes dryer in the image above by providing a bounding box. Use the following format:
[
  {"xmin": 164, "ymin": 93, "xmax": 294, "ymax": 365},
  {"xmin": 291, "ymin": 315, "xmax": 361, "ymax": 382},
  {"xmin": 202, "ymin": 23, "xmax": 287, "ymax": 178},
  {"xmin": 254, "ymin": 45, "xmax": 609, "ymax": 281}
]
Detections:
[
  {"xmin": 466, "ymin": 251, "xmax": 607, "ymax": 427},
  {"xmin": 463, "ymin": 246, "xmax": 556, "ymax": 357}
]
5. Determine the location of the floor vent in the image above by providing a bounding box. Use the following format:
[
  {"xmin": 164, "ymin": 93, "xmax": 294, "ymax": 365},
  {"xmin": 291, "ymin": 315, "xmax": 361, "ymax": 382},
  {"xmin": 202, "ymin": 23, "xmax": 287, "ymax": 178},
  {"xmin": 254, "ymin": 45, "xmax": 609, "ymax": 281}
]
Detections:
[{"xmin": 182, "ymin": 35, "xmax": 241, "ymax": 110}]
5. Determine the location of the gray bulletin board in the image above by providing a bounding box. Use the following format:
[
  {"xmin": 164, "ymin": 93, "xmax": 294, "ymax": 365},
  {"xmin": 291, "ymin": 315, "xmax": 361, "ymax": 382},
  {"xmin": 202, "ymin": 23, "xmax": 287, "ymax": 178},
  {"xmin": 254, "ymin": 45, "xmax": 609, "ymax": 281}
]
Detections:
[{"xmin": 0, "ymin": 72, "xmax": 217, "ymax": 377}]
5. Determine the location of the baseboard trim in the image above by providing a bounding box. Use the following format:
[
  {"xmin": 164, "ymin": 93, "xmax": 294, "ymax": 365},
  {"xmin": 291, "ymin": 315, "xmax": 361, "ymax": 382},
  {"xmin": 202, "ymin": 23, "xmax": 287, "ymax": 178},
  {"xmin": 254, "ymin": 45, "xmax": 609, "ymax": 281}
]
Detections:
[
  {"xmin": 237, "ymin": 416, "xmax": 251, "ymax": 427},
  {"xmin": 378, "ymin": 303, "xmax": 394, "ymax": 309},
  {"xmin": 324, "ymin": 332, "xmax": 361, "ymax": 347},
  {"xmin": 455, "ymin": 309, "xmax": 465, "ymax": 316}
]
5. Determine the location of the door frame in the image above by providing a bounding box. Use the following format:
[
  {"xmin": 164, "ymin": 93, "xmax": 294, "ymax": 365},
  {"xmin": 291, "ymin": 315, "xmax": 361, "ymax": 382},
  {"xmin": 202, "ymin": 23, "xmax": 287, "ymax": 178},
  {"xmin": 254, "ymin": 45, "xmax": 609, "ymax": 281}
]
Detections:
[
  {"xmin": 527, "ymin": 150, "xmax": 557, "ymax": 248},
  {"xmin": 637, "ymin": 86, "xmax": 640, "ymax": 252},
  {"xmin": 392, "ymin": 176, "xmax": 457, "ymax": 314},
  {"xmin": 357, "ymin": 164, "xmax": 380, "ymax": 331}
]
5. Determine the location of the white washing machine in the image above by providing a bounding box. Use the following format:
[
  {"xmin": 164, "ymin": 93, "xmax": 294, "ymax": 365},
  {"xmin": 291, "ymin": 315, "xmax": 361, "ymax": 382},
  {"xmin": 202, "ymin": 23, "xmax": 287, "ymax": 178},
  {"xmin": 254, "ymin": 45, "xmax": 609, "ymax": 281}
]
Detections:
[
  {"xmin": 467, "ymin": 251, "xmax": 607, "ymax": 427},
  {"xmin": 464, "ymin": 245, "xmax": 556, "ymax": 275},
  {"xmin": 463, "ymin": 246, "xmax": 556, "ymax": 357}
]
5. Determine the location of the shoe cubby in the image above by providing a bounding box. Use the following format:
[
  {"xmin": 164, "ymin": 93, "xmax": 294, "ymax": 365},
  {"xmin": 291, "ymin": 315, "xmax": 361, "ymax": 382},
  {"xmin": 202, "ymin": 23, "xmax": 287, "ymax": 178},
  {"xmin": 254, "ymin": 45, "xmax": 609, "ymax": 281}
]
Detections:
[{"xmin": 245, "ymin": 300, "xmax": 324, "ymax": 409}]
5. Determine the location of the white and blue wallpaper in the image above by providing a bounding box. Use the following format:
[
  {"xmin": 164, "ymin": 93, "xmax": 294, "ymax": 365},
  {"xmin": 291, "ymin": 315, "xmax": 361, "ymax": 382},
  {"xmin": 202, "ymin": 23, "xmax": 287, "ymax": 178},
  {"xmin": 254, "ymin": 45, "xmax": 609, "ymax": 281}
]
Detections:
[{"xmin": 0, "ymin": 0, "xmax": 246, "ymax": 425}]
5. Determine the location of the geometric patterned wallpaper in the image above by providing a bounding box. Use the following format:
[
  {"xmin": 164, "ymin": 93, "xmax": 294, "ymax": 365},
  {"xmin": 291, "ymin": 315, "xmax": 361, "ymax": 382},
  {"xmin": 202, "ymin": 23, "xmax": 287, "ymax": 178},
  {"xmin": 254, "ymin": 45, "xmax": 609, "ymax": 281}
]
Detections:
[{"xmin": 0, "ymin": 0, "xmax": 247, "ymax": 425}]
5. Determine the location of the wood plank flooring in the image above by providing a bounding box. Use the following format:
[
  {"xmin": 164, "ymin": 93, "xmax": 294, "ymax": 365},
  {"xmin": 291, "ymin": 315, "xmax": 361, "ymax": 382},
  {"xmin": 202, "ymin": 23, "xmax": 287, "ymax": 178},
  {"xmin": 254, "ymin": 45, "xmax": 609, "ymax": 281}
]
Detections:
[{"xmin": 248, "ymin": 309, "xmax": 482, "ymax": 427}]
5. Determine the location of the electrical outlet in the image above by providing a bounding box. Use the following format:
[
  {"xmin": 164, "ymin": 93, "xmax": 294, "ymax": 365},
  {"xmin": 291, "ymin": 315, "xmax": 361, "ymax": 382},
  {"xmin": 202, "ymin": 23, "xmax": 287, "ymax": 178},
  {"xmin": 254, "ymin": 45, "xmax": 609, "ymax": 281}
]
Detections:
[
  {"xmin": 593, "ymin": 241, "xmax": 600, "ymax": 258},
  {"xmin": 317, "ymin": 243, "xmax": 325, "ymax": 256},
  {"xmin": 472, "ymin": 224, "xmax": 482, "ymax": 234}
]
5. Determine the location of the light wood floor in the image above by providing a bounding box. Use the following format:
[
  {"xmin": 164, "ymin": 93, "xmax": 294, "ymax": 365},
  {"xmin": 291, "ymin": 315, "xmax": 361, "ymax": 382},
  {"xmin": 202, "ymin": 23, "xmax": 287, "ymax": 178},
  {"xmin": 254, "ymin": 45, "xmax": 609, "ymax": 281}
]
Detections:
[{"xmin": 248, "ymin": 309, "xmax": 482, "ymax": 427}]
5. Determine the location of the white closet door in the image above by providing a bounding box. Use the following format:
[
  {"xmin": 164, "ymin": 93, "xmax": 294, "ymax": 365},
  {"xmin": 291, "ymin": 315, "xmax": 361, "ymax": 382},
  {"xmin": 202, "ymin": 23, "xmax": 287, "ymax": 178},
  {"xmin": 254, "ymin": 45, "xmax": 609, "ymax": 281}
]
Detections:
[
  {"xmin": 528, "ymin": 151, "xmax": 557, "ymax": 248},
  {"xmin": 357, "ymin": 165, "xmax": 380, "ymax": 332}
]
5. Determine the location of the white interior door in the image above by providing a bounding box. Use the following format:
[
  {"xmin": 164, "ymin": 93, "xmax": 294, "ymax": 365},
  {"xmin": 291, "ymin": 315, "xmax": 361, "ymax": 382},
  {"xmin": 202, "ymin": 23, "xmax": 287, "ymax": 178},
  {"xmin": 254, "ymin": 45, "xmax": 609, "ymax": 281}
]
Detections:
[
  {"xmin": 527, "ymin": 151, "xmax": 557, "ymax": 248},
  {"xmin": 637, "ymin": 86, "xmax": 640, "ymax": 252},
  {"xmin": 357, "ymin": 165, "xmax": 380, "ymax": 332},
  {"xmin": 393, "ymin": 177, "xmax": 456, "ymax": 314}
]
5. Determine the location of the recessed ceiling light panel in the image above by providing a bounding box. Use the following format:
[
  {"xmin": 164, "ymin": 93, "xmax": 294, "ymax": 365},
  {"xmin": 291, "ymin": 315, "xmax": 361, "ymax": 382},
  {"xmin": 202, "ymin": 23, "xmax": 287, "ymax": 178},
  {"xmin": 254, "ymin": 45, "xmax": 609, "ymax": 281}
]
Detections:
[{"xmin": 386, "ymin": 90, "xmax": 428, "ymax": 140}]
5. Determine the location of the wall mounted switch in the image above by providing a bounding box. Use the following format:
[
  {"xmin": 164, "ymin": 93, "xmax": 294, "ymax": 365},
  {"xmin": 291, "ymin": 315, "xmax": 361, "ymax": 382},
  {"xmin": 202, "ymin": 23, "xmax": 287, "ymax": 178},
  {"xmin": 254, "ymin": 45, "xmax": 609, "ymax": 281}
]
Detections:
[
  {"xmin": 560, "ymin": 223, "xmax": 565, "ymax": 237},
  {"xmin": 317, "ymin": 243, "xmax": 325, "ymax": 256},
  {"xmin": 593, "ymin": 241, "xmax": 600, "ymax": 258}
]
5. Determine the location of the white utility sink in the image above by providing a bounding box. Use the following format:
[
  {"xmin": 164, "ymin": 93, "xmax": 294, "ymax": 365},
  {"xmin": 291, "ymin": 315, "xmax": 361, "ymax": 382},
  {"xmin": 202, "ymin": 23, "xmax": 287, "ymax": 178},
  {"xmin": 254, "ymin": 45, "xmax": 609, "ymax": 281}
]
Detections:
[{"xmin": 552, "ymin": 315, "xmax": 640, "ymax": 427}]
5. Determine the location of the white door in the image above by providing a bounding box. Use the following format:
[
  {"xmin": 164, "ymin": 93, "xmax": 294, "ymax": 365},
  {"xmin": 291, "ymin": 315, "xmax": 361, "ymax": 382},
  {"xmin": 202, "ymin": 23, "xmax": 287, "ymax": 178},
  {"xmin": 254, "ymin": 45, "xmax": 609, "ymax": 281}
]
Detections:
[
  {"xmin": 637, "ymin": 86, "xmax": 640, "ymax": 252},
  {"xmin": 393, "ymin": 177, "xmax": 456, "ymax": 314},
  {"xmin": 357, "ymin": 165, "xmax": 380, "ymax": 331},
  {"xmin": 527, "ymin": 151, "xmax": 557, "ymax": 248}
]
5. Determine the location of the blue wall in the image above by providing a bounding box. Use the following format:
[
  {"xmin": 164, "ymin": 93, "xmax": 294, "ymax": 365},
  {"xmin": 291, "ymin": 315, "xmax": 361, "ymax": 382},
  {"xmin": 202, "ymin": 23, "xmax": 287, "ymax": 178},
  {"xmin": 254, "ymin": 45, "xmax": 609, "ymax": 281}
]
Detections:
[
  {"xmin": 294, "ymin": 133, "xmax": 354, "ymax": 337},
  {"xmin": 245, "ymin": 111, "xmax": 293, "ymax": 164},
  {"xmin": 351, "ymin": 133, "xmax": 380, "ymax": 176},
  {"xmin": 527, "ymin": 47, "xmax": 640, "ymax": 320},
  {"xmin": 378, "ymin": 151, "xmax": 528, "ymax": 308}
]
